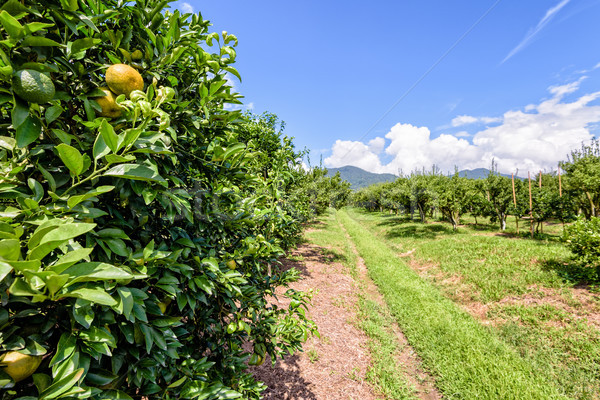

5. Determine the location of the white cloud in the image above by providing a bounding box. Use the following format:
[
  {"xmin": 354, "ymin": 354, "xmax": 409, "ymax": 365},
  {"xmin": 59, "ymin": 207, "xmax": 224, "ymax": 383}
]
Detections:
[
  {"xmin": 451, "ymin": 115, "xmax": 501, "ymax": 127},
  {"xmin": 502, "ymin": 0, "xmax": 571, "ymax": 63},
  {"xmin": 368, "ymin": 137, "xmax": 385, "ymax": 154},
  {"xmin": 324, "ymin": 79, "xmax": 600, "ymax": 176},
  {"xmin": 324, "ymin": 140, "xmax": 384, "ymax": 173},
  {"xmin": 180, "ymin": 2, "xmax": 194, "ymax": 13}
]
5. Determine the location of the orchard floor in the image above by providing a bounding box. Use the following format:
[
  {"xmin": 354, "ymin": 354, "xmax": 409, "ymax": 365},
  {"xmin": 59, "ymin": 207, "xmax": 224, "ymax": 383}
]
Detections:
[{"xmin": 249, "ymin": 244, "xmax": 379, "ymax": 400}]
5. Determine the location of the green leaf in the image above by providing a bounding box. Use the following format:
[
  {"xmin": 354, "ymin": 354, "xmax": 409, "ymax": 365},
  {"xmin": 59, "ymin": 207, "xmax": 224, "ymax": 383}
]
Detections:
[
  {"xmin": 39, "ymin": 368, "xmax": 84, "ymax": 400},
  {"xmin": 24, "ymin": 22, "xmax": 55, "ymax": 35},
  {"xmin": 72, "ymin": 299, "xmax": 94, "ymax": 328},
  {"xmin": 222, "ymin": 143, "xmax": 245, "ymax": 161},
  {"xmin": 0, "ymin": 239, "xmax": 20, "ymax": 261},
  {"xmin": 28, "ymin": 223, "xmax": 95, "ymax": 261},
  {"xmin": 0, "ymin": 10, "xmax": 23, "ymax": 39},
  {"xmin": 0, "ymin": 135, "xmax": 15, "ymax": 150},
  {"xmin": 51, "ymin": 247, "xmax": 94, "ymax": 273},
  {"xmin": 0, "ymin": 261, "xmax": 12, "ymax": 281},
  {"xmin": 27, "ymin": 219, "xmax": 65, "ymax": 250},
  {"xmin": 61, "ymin": 262, "xmax": 134, "ymax": 286},
  {"xmin": 52, "ymin": 128, "xmax": 73, "ymax": 145},
  {"xmin": 85, "ymin": 369, "xmax": 117, "ymax": 386},
  {"xmin": 32, "ymin": 373, "xmax": 52, "ymax": 394},
  {"xmin": 67, "ymin": 185, "xmax": 114, "ymax": 208},
  {"xmin": 92, "ymin": 132, "xmax": 110, "ymax": 160},
  {"xmin": 37, "ymin": 164, "xmax": 56, "ymax": 192},
  {"xmin": 9, "ymin": 277, "xmax": 44, "ymax": 297},
  {"xmin": 62, "ymin": 287, "xmax": 117, "ymax": 306},
  {"xmin": 16, "ymin": 115, "xmax": 41, "ymax": 148},
  {"xmin": 104, "ymin": 164, "xmax": 166, "ymax": 183},
  {"xmin": 7, "ymin": 259, "xmax": 40, "ymax": 272},
  {"xmin": 100, "ymin": 119, "xmax": 119, "ymax": 153},
  {"xmin": 56, "ymin": 144, "xmax": 84, "ymax": 176},
  {"xmin": 49, "ymin": 333, "xmax": 76, "ymax": 367},
  {"xmin": 69, "ymin": 37, "xmax": 101, "ymax": 55},
  {"xmin": 103, "ymin": 238, "xmax": 128, "ymax": 257},
  {"xmin": 11, "ymin": 99, "xmax": 29, "ymax": 128},
  {"xmin": 117, "ymin": 287, "xmax": 134, "ymax": 318},
  {"xmin": 45, "ymin": 104, "xmax": 63, "ymax": 124},
  {"xmin": 100, "ymin": 390, "xmax": 134, "ymax": 400},
  {"xmin": 28, "ymin": 178, "xmax": 43, "ymax": 201},
  {"xmin": 20, "ymin": 36, "xmax": 61, "ymax": 47},
  {"xmin": 46, "ymin": 274, "xmax": 69, "ymax": 296},
  {"xmin": 105, "ymin": 154, "xmax": 136, "ymax": 164}
]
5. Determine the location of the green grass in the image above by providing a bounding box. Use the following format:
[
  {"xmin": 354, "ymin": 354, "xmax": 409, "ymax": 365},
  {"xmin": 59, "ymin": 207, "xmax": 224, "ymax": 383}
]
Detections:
[
  {"xmin": 351, "ymin": 208, "xmax": 571, "ymax": 302},
  {"xmin": 344, "ymin": 207, "xmax": 600, "ymax": 399},
  {"xmin": 304, "ymin": 209, "xmax": 418, "ymax": 399},
  {"xmin": 338, "ymin": 208, "xmax": 569, "ymax": 399}
]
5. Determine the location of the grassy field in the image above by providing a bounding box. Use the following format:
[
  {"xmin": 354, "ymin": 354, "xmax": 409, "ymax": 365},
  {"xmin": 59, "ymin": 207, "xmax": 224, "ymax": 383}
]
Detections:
[{"xmin": 305, "ymin": 208, "xmax": 600, "ymax": 399}]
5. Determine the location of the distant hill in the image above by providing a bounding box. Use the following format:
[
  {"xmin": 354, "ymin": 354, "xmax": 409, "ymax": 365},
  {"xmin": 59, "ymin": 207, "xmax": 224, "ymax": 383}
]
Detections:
[
  {"xmin": 326, "ymin": 166, "xmax": 397, "ymax": 190},
  {"xmin": 326, "ymin": 166, "xmax": 520, "ymax": 190},
  {"xmin": 458, "ymin": 168, "xmax": 516, "ymax": 179}
]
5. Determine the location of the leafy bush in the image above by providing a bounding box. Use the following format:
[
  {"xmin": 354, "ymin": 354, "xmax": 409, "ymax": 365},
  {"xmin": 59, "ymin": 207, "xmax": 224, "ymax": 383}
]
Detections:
[
  {"xmin": 0, "ymin": 0, "xmax": 316, "ymax": 398},
  {"xmin": 563, "ymin": 216, "xmax": 600, "ymax": 267}
]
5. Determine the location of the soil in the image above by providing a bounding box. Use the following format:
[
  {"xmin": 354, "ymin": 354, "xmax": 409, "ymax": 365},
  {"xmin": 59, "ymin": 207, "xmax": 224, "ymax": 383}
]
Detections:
[
  {"xmin": 250, "ymin": 230, "xmax": 442, "ymax": 400},
  {"xmin": 250, "ymin": 244, "xmax": 379, "ymax": 399}
]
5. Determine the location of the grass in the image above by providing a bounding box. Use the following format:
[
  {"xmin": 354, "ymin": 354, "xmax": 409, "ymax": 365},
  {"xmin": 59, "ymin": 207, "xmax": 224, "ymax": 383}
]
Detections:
[
  {"xmin": 305, "ymin": 209, "xmax": 418, "ymax": 399},
  {"xmin": 338, "ymin": 208, "xmax": 570, "ymax": 399},
  {"xmin": 344, "ymin": 207, "xmax": 600, "ymax": 399},
  {"xmin": 353, "ymin": 209, "xmax": 571, "ymax": 302}
]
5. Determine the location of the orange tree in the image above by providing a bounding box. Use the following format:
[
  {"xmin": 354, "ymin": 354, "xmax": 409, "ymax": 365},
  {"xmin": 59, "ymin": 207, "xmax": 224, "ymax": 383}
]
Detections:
[{"xmin": 0, "ymin": 0, "xmax": 317, "ymax": 398}]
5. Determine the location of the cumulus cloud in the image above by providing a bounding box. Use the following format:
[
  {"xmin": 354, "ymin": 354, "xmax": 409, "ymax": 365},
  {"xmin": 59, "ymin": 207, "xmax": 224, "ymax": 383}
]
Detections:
[
  {"xmin": 502, "ymin": 0, "xmax": 571, "ymax": 63},
  {"xmin": 368, "ymin": 137, "xmax": 385, "ymax": 154},
  {"xmin": 180, "ymin": 2, "xmax": 194, "ymax": 13},
  {"xmin": 324, "ymin": 79, "xmax": 600, "ymax": 176},
  {"xmin": 451, "ymin": 115, "xmax": 501, "ymax": 127}
]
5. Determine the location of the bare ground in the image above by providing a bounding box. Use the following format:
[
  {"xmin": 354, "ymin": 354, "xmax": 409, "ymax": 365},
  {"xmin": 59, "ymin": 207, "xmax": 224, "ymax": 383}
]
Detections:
[
  {"xmin": 250, "ymin": 244, "xmax": 379, "ymax": 400},
  {"xmin": 407, "ymin": 257, "xmax": 600, "ymax": 331}
]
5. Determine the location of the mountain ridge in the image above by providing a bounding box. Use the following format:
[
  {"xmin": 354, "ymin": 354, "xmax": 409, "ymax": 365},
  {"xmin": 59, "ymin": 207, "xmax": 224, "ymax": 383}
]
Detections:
[{"xmin": 326, "ymin": 166, "xmax": 517, "ymax": 190}]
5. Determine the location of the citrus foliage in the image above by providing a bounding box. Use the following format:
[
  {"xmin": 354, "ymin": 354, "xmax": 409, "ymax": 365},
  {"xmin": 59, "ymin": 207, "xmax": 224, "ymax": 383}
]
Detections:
[
  {"xmin": 352, "ymin": 168, "xmax": 575, "ymax": 231},
  {"xmin": 0, "ymin": 0, "xmax": 318, "ymax": 398}
]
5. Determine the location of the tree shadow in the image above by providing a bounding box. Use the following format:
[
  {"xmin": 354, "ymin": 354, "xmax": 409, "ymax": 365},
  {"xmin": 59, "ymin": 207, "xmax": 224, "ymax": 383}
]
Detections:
[
  {"xmin": 251, "ymin": 354, "xmax": 318, "ymax": 400},
  {"xmin": 384, "ymin": 223, "xmax": 455, "ymax": 240},
  {"xmin": 541, "ymin": 259, "xmax": 600, "ymax": 286}
]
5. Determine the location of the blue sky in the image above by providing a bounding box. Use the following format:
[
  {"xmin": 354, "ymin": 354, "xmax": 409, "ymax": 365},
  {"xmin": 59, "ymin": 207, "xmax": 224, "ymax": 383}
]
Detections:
[{"xmin": 172, "ymin": 0, "xmax": 600, "ymax": 176}]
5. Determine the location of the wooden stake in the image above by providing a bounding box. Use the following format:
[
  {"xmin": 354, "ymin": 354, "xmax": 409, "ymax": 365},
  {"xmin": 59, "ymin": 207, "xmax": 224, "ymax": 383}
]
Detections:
[
  {"xmin": 512, "ymin": 173, "xmax": 519, "ymax": 234},
  {"xmin": 558, "ymin": 165, "xmax": 562, "ymax": 197},
  {"xmin": 511, "ymin": 173, "xmax": 517, "ymax": 206},
  {"xmin": 539, "ymin": 171, "xmax": 542, "ymax": 188},
  {"xmin": 529, "ymin": 171, "xmax": 533, "ymax": 238}
]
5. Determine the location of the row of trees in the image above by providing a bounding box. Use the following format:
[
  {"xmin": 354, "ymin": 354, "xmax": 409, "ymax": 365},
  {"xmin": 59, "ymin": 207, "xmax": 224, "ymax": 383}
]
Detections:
[
  {"xmin": 0, "ymin": 0, "xmax": 348, "ymax": 399},
  {"xmin": 353, "ymin": 140, "xmax": 600, "ymax": 232}
]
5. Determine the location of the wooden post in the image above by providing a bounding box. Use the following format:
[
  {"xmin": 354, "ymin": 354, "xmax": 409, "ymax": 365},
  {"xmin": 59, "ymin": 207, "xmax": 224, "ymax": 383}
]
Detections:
[
  {"xmin": 529, "ymin": 171, "xmax": 533, "ymax": 238},
  {"xmin": 558, "ymin": 165, "xmax": 562, "ymax": 197},
  {"xmin": 539, "ymin": 170, "xmax": 542, "ymax": 188},
  {"xmin": 512, "ymin": 173, "xmax": 519, "ymax": 234}
]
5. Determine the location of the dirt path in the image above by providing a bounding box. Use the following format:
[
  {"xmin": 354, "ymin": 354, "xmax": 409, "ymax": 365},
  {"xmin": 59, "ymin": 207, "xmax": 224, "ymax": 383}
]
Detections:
[
  {"xmin": 338, "ymin": 222, "xmax": 442, "ymax": 400},
  {"xmin": 250, "ymin": 244, "xmax": 379, "ymax": 399}
]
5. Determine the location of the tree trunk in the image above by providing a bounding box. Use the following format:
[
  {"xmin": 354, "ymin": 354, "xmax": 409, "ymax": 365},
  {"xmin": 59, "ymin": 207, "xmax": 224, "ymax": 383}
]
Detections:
[
  {"xmin": 418, "ymin": 204, "xmax": 426, "ymax": 223},
  {"xmin": 500, "ymin": 212, "xmax": 506, "ymax": 231}
]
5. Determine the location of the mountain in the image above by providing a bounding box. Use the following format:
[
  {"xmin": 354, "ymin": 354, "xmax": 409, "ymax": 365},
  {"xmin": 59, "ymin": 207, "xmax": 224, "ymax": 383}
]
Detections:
[
  {"xmin": 458, "ymin": 168, "xmax": 516, "ymax": 179},
  {"xmin": 326, "ymin": 166, "xmax": 520, "ymax": 190},
  {"xmin": 326, "ymin": 166, "xmax": 397, "ymax": 190}
]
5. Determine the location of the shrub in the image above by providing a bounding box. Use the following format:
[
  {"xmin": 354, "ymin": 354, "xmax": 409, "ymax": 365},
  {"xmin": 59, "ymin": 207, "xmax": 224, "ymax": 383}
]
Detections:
[
  {"xmin": 0, "ymin": 0, "xmax": 316, "ymax": 398},
  {"xmin": 563, "ymin": 216, "xmax": 600, "ymax": 267}
]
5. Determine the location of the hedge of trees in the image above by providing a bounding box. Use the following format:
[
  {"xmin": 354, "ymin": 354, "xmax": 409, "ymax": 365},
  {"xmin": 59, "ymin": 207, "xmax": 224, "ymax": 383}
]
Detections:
[
  {"xmin": 352, "ymin": 140, "xmax": 600, "ymax": 233},
  {"xmin": 0, "ymin": 0, "xmax": 349, "ymax": 398}
]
